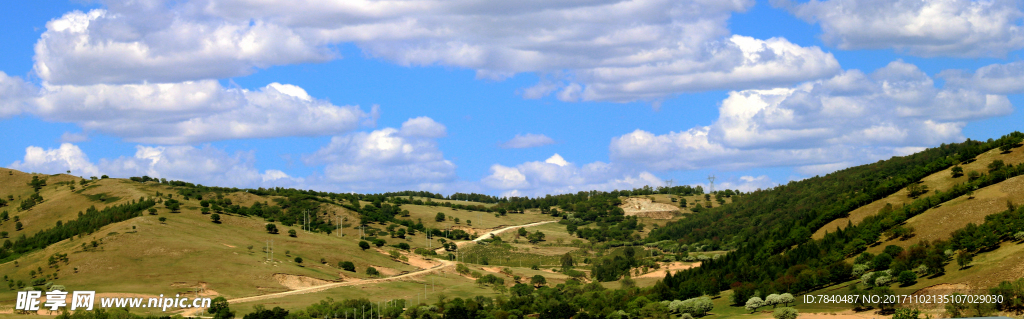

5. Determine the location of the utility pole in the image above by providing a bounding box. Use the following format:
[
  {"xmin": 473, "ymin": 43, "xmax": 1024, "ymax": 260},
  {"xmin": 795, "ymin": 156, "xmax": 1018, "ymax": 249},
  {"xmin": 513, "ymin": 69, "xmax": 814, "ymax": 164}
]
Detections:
[{"xmin": 708, "ymin": 175, "xmax": 716, "ymax": 194}]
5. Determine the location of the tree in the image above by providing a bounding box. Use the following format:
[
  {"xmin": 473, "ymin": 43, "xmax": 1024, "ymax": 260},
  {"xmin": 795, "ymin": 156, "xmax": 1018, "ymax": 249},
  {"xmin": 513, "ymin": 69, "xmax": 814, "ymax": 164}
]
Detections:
[
  {"xmin": 989, "ymin": 159, "xmax": 1006, "ymax": 172},
  {"xmin": 951, "ymin": 166, "xmax": 964, "ymax": 178},
  {"xmin": 892, "ymin": 308, "xmax": 922, "ymax": 319},
  {"xmin": 366, "ymin": 267, "xmax": 379, "ymax": 276},
  {"xmin": 772, "ymin": 307, "xmax": 797, "ymax": 319},
  {"xmin": 872, "ymin": 253, "xmax": 893, "ymax": 270},
  {"xmin": 454, "ymin": 217, "xmax": 460, "ymax": 224},
  {"xmin": 340, "ymin": 261, "xmax": 355, "ymax": 272},
  {"xmin": 531, "ymin": 275, "xmax": 547, "ymax": 287},
  {"xmin": 209, "ymin": 296, "xmax": 234, "ymax": 319},
  {"xmin": 435, "ymin": 212, "xmax": 446, "ymax": 222},
  {"xmin": 968, "ymin": 170, "xmax": 982, "ymax": 181},
  {"xmin": 211, "ymin": 213, "xmax": 221, "ymax": 224},
  {"xmin": 294, "ymin": 257, "xmax": 302, "ymax": 264},
  {"xmin": 745, "ymin": 297, "xmax": 764, "ymax": 313},
  {"xmin": 898, "ymin": 270, "xmax": 917, "ymax": 286},
  {"xmin": 957, "ymin": 251, "xmax": 973, "ymax": 269},
  {"xmin": 778, "ymin": 293, "xmax": 794, "ymax": 307},
  {"xmin": 265, "ymin": 223, "xmax": 279, "ymax": 234},
  {"xmin": 288, "ymin": 229, "xmax": 297, "ymax": 237},
  {"xmin": 358, "ymin": 241, "xmax": 370, "ymax": 250},
  {"xmin": 518, "ymin": 228, "xmax": 528, "ymax": 237},
  {"xmin": 15, "ymin": 221, "xmax": 23, "ymax": 231},
  {"xmin": 560, "ymin": 253, "xmax": 575, "ymax": 271},
  {"xmin": 619, "ymin": 275, "xmax": 636, "ymax": 289},
  {"xmin": 159, "ymin": 217, "xmax": 167, "ymax": 223},
  {"xmin": 148, "ymin": 208, "xmax": 157, "ymax": 215}
]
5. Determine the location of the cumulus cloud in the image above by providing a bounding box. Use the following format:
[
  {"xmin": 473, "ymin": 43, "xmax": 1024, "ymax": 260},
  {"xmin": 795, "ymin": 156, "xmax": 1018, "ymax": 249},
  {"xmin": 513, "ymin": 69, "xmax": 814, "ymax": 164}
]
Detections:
[
  {"xmin": 941, "ymin": 61, "xmax": 1024, "ymax": 94},
  {"xmin": 10, "ymin": 143, "xmax": 101, "ymax": 177},
  {"xmin": 9, "ymin": 143, "xmax": 302, "ymax": 188},
  {"xmin": 31, "ymin": 0, "xmax": 840, "ymax": 102},
  {"xmin": 481, "ymin": 154, "xmax": 664, "ymax": 197},
  {"xmin": 611, "ymin": 60, "xmax": 1012, "ymax": 172},
  {"xmin": 35, "ymin": 8, "xmax": 331, "ymax": 85},
  {"xmin": 4, "ymin": 79, "xmax": 377, "ymax": 144},
  {"xmin": 499, "ymin": 133, "xmax": 556, "ymax": 149},
  {"xmin": 715, "ymin": 175, "xmax": 778, "ymax": 193},
  {"xmin": 0, "ymin": 71, "xmax": 35, "ymax": 118},
  {"xmin": 783, "ymin": 0, "xmax": 1024, "ymax": 57},
  {"xmin": 304, "ymin": 117, "xmax": 457, "ymax": 191}
]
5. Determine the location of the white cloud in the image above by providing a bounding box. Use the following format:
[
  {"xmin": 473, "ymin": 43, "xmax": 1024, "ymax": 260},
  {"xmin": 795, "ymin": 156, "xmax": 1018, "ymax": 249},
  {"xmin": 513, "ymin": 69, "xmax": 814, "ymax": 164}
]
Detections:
[
  {"xmin": 399, "ymin": 116, "xmax": 447, "ymax": 138},
  {"xmin": 35, "ymin": 9, "xmax": 331, "ymax": 85},
  {"xmin": 8, "ymin": 143, "xmax": 303, "ymax": 188},
  {"xmin": 0, "ymin": 71, "xmax": 35, "ymax": 118},
  {"xmin": 59, "ymin": 132, "xmax": 89, "ymax": 143},
  {"xmin": 610, "ymin": 60, "xmax": 1012, "ymax": 172},
  {"xmin": 941, "ymin": 61, "xmax": 1024, "ymax": 94},
  {"xmin": 14, "ymin": 79, "xmax": 376, "ymax": 144},
  {"xmin": 31, "ymin": 0, "xmax": 840, "ymax": 102},
  {"xmin": 713, "ymin": 175, "xmax": 777, "ymax": 193},
  {"xmin": 10, "ymin": 143, "xmax": 101, "ymax": 177},
  {"xmin": 304, "ymin": 117, "xmax": 456, "ymax": 191},
  {"xmin": 499, "ymin": 133, "xmax": 556, "ymax": 149},
  {"xmin": 783, "ymin": 0, "xmax": 1024, "ymax": 57},
  {"xmin": 481, "ymin": 153, "xmax": 664, "ymax": 197}
]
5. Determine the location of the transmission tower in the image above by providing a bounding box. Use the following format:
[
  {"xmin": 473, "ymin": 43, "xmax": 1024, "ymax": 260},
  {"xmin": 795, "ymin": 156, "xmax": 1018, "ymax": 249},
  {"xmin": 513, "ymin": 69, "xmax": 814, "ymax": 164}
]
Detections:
[
  {"xmin": 664, "ymin": 179, "xmax": 674, "ymax": 188},
  {"xmin": 708, "ymin": 174, "xmax": 716, "ymax": 194}
]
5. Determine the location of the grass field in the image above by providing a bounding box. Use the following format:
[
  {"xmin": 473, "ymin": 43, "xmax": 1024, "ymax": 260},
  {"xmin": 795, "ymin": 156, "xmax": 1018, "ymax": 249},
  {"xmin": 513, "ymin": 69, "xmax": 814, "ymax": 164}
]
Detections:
[{"xmin": 813, "ymin": 145, "xmax": 1024, "ymax": 239}]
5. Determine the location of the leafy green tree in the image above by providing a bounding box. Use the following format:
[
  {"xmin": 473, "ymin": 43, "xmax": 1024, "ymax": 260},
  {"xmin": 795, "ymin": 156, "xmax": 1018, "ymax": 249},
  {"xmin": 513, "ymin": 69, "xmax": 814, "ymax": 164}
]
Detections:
[
  {"xmin": 358, "ymin": 241, "xmax": 370, "ymax": 250},
  {"xmin": 531, "ymin": 275, "xmax": 547, "ymax": 287},
  {"xmin": 288, "ymin": 229, "xmax": 297, "ymax": 237},
  {"xmin": 159, "ymin": 217, "xmax": 167, "ymax": 223},
  {"xmin": 951, "ymin": 166, "xmax": 964, "ymax": 177},
  {"xmin": 560, "ymin": 253, "xmax": 575, "ymax": 271},
  {"xmin": 209, "ymin": 296, "xmax": 234, "ymax": 319},
  {"xmin": 435, "ymin": 212, "xmax": 446, "ymax": 222},
  {"xmin": 294, "ymin": 257, "xmax": 302, "ymax": 264},
  {"xmin": 265, "ymin": 223, "xmax": 279, "ymax": 234},
  {"xmin": 211, "ymin": 213, "xmax": 221, "ymax": 224},
  {"xmin": 892, "ymin": 308, "xmax": 922, "ymax": 319},
  {"xmin": 989, "ymin": 159, "xmax": 1006, "ymax": 172},
  {"xmin": 957, "ymin": 251, "xmax": 973, "ymax": 269},
  {"xmin": 339, "ymin": 261, "xmax": 355, "ymax": 272},
  {"xmin": 366, "ymin": 267, "xmax": 379, "ymax": 276},
  {"xmin": 898, "ymin": 270, "xmax": 917, "ymax": 286}
]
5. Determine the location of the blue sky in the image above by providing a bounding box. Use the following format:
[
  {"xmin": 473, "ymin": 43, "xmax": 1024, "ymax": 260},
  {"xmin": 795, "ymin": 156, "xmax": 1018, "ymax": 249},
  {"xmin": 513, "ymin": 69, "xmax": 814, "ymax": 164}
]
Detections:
[{"xmin": 1, "ymin": 0, "xmax": 1023, "ymax": 196}]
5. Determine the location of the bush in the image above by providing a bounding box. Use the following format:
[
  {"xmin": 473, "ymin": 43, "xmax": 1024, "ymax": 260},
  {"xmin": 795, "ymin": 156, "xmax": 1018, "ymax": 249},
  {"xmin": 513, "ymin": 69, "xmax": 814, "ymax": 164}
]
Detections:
[
  {"xmin": 366, "ymin": 267, "xmax": 379, "ymax": 276},
  {"xmin": 288, "ymin": 229, "xmax": 297, "ymax": 237},
  {"xmin": 339, "ymin": 261, "xmax": 355, "ymax": 272},
  {"xmin": 772, "ymin": 307, "xmax": 798, "ymax": 319},
  {"xmin": 294, "ymin": 257, "xmax": 302, "ymax": 264},
  {"xmin": 898, "ymin": 270, "xmax": 917, "ymax": 286},
  {"xmin": 358, "ymin": 241, "xmax": 370, "ymax": 250}
]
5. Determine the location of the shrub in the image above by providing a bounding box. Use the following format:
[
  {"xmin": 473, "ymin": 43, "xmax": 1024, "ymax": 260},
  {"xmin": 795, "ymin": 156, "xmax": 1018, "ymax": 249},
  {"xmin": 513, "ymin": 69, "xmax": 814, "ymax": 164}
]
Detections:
[
  {"xmin": 366, "ymin": 267, "xmax": 379, "ymax": 276},
  {"xmin": 294, "ymin": 257, "xmax": 302, "ymax": 264},
  {"xmin": 339, "ymin": 261, "xmax": 355, "ymax": 272},
  {"xmin": 898, "ymin": 270, "xmax": 917, "ymax": 286},
  {"xmin": 772, "ymin": 307, "xmax": 798, "ymax": 319}
]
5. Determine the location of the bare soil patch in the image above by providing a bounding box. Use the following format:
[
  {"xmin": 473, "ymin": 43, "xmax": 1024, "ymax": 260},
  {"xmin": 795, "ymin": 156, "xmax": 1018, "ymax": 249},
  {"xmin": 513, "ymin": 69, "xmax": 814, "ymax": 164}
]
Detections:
[
  {"xmin": 273, "ymin": 273, "xmax": 336, "ymax": 290},
  {"xmin": 637, "ymin": 262, "xmax": 701, "ymax": 278},
  {"xmin": 619, "ymin": 198, "xmax": 680, "ymax": 219}
]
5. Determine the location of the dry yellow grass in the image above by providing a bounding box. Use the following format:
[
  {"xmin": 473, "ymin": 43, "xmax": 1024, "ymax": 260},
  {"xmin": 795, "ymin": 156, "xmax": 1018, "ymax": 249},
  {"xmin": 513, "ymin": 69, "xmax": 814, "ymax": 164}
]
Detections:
[{"xmin": 813, "ymin": 145, "xmax": 1024, "ymax": 239}]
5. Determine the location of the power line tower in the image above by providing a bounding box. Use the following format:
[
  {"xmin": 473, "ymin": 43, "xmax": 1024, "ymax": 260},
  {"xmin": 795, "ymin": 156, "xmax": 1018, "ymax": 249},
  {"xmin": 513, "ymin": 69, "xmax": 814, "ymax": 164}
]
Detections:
[
  {"xmin": 708, "ymin": 174, "xmax": 716, "ymax": 194},
  {"xmin": 664, "ymin": 179, "xmax": 674, "ymax": 188}
]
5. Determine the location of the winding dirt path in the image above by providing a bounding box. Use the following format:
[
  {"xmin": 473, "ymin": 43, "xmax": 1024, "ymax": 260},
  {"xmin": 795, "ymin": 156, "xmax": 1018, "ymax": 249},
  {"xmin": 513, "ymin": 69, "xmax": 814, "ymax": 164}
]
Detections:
[
  {"xmin": 180, "ymin": 220, "xmax": 559, "ymax": 316},
  {"xmin": 435, "ymin": 220, "xmax": 558, "ymax": 254}
]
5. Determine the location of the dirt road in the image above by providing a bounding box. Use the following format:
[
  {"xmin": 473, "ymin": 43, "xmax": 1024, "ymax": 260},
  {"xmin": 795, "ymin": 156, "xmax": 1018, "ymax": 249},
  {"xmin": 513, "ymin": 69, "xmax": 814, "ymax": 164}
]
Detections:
[
  {"xmin": 435, "ymin": 220, "xmax": 557, "ymax": 254},
  {"xmin": 182, "ymin": 220, "xmax": 558, "ymax": 315}
]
